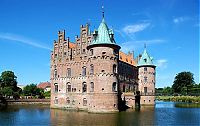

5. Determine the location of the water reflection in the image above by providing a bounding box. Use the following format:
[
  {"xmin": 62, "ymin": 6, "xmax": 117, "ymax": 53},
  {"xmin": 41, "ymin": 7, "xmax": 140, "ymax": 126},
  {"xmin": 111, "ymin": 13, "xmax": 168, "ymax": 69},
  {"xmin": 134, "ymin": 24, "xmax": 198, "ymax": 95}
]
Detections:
[
  {"xmin": 0, "ymin": 102, "xmax": 199, "ymax": 126},
  {"xmin": 50, "ymin": 106, "xmax": 155, "ymax": 126}
]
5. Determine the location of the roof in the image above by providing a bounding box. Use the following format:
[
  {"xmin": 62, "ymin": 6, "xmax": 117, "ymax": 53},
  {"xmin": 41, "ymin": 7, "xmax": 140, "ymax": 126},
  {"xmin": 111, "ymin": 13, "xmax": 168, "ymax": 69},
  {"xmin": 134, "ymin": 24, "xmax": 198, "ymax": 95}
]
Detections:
[
  {"xmin": 37, "ymin": 82, "xmax": 51, "ymax": 89},
  {"xmin": 137, "ymin": 49, "xmax": 155, "ymax": 67},
  {"xmin": 90, "ymin": 18, "xmax": 116, "ymax": 45},
  {"xmin": 69, "ymin": 42, "xmax": 76, "ymax": 48},
  {"xmin": 119, "ymin": 51, "xmax": 136, "ymax": 66}
]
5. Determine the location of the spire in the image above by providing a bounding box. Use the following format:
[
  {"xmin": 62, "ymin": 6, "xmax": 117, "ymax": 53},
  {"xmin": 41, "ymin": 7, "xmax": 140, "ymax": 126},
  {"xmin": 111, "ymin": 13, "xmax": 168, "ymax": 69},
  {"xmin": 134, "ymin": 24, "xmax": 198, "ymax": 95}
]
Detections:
[{"xmin": 102, "ymin": 6, "xmax": 104, "ymax": 18}]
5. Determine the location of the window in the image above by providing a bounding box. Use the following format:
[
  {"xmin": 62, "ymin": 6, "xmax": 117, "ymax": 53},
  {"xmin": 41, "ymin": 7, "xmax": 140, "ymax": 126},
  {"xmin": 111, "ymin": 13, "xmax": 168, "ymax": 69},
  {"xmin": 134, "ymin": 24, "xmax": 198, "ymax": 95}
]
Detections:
[
  {"xmin": 83, "ymin": 49, "xmax": 85, "ymax": 53},
  {"xmin": 144, "ymin": 87, "xmax": 147, "ymax": 94},
  {"xmin": 144, "ymin": 58, "xmax": 147, "ymax": 62},
  {"xmin": 83, "ymin": 98, "xmax": 87, "ymax": 106},
  {"xmin": 123, "ymin": 85, "xmax": 125, "ymax": 92},
  {"xmin": 82, "ymin": 82, "xmax": 87, "ymax": 93},
  {"xmin": 112, "ymin": 82, "xmax": 117, "ymax": 92},
  {"xmin": 144, "ymin": 77, "xmax": 147, "ymax": 83},
  {"xmin": 113, "ymin": 64, "xmax": 117, "ymax": 74},
  {"xmin": 67, "ymin": 68, "xmax": 71, "ymax": 77},
  {"xmin": 54, "ymin": 83, "xmax": 58, "ymax": 93},
  {"xmin": 64, "ymin": 52, "xmax": 67, "ymax": 55},
  {"xmin": 90, "ymin": 82, "xmax": 94, "ymax": 92},
  {"xmin": 55, "ymin": 54, "xmax": 58, "ymax": 58},
  {"xmin": 90, "ymin": 49, "xmax": 93, "ymax": 56},
  {"xmin": 102, "ymin": 52, "xmax": 106, "ymax": 55},
  {"xmin": 82, "ymin": 66, "xmax": 86, "ymax": 76},
  {"xmin": 90, "ymin": 64, "xmax": 94, "ymax": 75},
  {"xmin": 144, "ymin": 67, "xmax": 147, "ymax": 71},
  {"xmin": 54, "ymin": 69, "xmax": 57, "ymax": 78},
  {"xmin": 54, "ymin": 97, "xmax": 58, "ymax": 104},
  {"xmin": 66, "ymin": 97, "xmax": 70, "ymax": 104},
  {"xmin": 72, "ymin": 88, "xmax": 76, "ymax": 92},
  {"xmin": 66, "ymin": 83, "xmax": 71, "ymax": 92}
]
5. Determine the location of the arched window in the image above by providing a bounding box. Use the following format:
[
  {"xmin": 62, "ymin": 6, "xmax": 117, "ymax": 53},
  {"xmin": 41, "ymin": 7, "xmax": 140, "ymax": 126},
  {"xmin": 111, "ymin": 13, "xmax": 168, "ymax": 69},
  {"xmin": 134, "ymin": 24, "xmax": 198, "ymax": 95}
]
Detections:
[
  {"xmin": 112, "ymin": 82, "xmax": 117, "ymax": 92},
  {"xmin": 90, "ymin": 64, "xmax": 94, "ymax": 75},
  {"xmin": 90, "ymin": 49, "xmax": 93, "ymax": 56},
  {"xmin": 82, "ymin": 82, "xmax": 87, "ymax": 93},
  {"xmin": 54, "ymin": 97, "xmax": 58, "ymax": 104},
  {"xmin": 144, "ymin": 67, "xmax": 147, "ymax": 71},
  {"xmin": 90, "ymin": 82, "xmax": 94, "ymax": 92},
  {"xmin": 54, "ymin": 83, "xmax": 58, "ymax": 93},
  {"xmin": 82, "ymin": 66, "xmax": 86, "ymax": 76},
  {"xmin": 144, "ymin": 77, "xmax": 147, "ymax": 82},
  {"xmin": 66, "ymin": 97, "xmax": 70, "ymax": 104},
  {"xmin": 67, "ymin": 68, "xmax": 71, "ymax": 77},
  {"xmin": 113, "ymin": 64, "xmax": 117, "ymax": 74},
  {"xmin": 83, "ymin": 98, "xmax": 87, "ymax": 106},
  {"xmin": 66, "ymin": 83, "xmax": 71, "ymax": 92},
  {"xmin": 54, "ymin": 69, "xmax": 57, "ymax": 78}
]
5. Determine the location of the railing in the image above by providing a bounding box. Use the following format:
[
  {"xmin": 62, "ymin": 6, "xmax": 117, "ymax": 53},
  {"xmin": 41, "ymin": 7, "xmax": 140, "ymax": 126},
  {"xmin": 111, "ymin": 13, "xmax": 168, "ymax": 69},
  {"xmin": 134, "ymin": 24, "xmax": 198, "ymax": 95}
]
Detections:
[{"xmin": 140, "ymin": 92, "xmax": 155, "ymax": 96}]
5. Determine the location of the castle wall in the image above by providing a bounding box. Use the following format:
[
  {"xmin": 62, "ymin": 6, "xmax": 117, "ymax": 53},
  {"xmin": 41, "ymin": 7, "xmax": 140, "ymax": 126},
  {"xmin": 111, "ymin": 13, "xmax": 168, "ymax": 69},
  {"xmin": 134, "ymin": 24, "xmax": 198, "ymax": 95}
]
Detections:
[{"xmin": 50, "ymin": 22, "xmax": 156, "ymax": 112}]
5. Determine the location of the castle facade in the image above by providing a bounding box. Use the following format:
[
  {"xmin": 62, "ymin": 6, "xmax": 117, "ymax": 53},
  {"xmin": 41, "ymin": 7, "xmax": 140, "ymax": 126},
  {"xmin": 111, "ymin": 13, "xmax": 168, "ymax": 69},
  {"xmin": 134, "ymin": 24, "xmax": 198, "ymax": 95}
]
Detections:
[{"xmin": 50, "ymin": 17, "xmax": 156, "ymax": 113}]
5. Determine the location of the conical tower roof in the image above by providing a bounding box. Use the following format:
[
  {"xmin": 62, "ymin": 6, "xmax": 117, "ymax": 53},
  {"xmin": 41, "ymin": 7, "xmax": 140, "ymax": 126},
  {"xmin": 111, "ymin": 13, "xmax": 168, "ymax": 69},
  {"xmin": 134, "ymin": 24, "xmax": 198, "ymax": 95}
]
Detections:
[
  {"xmin": 91, "ymin": 18, "xmax": 116, "ymax": 45},
  {"xmin": 138, "ymin": 49, "xmax": 155, "ymax": 67}
]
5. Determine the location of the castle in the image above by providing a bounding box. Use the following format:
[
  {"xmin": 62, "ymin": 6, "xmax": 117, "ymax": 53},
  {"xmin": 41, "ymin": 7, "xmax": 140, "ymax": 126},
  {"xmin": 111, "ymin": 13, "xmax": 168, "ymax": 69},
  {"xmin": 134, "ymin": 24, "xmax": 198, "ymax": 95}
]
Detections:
[{"xmin": 50, "ymin": 15, "xmax": 156, "ymax": 113}]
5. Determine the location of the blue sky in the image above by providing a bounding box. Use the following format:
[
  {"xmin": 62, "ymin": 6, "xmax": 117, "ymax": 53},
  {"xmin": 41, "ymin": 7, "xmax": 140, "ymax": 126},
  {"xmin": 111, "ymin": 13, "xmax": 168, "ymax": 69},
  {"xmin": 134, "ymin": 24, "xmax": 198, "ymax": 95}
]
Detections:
[{"xmin": 0, "ymin": 0, "xmax": 199, "ymax": 88}]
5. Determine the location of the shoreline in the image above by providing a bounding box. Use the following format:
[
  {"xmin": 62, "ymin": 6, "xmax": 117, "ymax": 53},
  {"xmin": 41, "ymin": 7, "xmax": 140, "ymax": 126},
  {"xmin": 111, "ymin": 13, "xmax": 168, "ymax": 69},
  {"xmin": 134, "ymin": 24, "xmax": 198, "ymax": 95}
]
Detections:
[
  {"xmin": 6, "ymin": 99, "xmax": 50, "ymax": 105},
  {"xmin": 156, "ymin": 96, "xmax": 200, "ymax": 103}
]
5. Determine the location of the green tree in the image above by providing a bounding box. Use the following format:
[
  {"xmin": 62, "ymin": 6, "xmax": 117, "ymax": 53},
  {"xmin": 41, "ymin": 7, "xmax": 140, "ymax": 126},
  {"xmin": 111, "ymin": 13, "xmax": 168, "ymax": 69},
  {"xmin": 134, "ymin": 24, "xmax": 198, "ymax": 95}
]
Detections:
[
  {"xmin": 0, "ymin": 87, "xmax": 13, "ymax": 96},
  {"xmin": 0, "ymin": 71, "xmax": 19, "ymax": 98},
  {"xmin": 0, "ymin": 71, "xmax": 17, "ymax": 91},
  {"xmin": 23, "ymin": 84, "xmax": 44, "ymax": 98},
  {"xmin": 172, "ymin": 71, "xmax": 195, "ymax": 95},
  {"xmin": 162, "ymin": 86, "xmax": 173, "ymax": 95}
]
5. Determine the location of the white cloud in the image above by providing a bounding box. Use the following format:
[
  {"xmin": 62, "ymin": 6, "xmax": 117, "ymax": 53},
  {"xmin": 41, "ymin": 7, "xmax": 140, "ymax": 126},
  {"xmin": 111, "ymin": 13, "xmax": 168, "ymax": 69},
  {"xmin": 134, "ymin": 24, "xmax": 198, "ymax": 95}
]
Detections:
[
  {"xmin": 120, "ymin": 39, "xmax": 165, "ymax": 53},
  {"xmin": 156, "ymin": 59, "xmax": 168, "ymax": 69},
  {"xmin": 122, "ymin": 23, "xmax": 150, "ymax": 34},
  {"xmin": 173, "ymin": 17, "xmax": 190, "ymax": 24},
  {"xmin": 0, "ymin": 33, "xmax": 51, "ymax": 50}
]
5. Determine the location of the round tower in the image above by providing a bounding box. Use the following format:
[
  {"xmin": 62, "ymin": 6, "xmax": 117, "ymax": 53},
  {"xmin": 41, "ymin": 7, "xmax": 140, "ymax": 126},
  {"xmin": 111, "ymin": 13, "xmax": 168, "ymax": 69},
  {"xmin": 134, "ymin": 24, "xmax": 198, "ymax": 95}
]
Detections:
[
  {"xmin": 87, "ymin": 17, "xmax": 121, "ymax": 112},
  {"xmin": 137, "ymin": 48, "xmax": 156, "ymax": 105}
]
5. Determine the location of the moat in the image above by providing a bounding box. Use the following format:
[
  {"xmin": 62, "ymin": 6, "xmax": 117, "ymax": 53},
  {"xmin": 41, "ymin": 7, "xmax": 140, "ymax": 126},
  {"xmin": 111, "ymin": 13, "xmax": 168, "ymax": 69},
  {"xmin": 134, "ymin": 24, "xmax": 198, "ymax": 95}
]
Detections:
[{"xmin": 0, "ymin": 101, "xmax": 199, "ymax": 125}]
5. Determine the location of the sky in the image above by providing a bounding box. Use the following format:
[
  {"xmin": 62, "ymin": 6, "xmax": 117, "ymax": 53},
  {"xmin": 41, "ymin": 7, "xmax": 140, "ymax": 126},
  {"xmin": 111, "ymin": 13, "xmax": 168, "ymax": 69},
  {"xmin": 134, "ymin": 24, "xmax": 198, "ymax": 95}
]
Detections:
[{"xmin": 0, "ymin": 0, "xmax": 199, "ymax": 88}]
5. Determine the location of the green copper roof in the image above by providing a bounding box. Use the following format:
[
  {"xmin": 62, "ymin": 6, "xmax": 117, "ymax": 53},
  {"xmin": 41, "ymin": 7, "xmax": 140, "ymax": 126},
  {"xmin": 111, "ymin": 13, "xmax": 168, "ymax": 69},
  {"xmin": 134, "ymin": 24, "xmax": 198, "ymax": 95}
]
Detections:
[
  {"xmin": 91, "ymin": 18, "xmax": 116, "ymax": 45},
  {"xmin": 138, "ymin": 49, "xmax": 155, "ymax": 66}
]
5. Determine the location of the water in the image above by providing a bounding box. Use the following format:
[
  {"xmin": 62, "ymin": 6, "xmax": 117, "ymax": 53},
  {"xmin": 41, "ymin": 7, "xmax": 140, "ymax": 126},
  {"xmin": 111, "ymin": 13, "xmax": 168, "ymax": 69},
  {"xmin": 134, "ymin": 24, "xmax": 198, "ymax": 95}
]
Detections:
[{"xmin": 0, "ymin": 101, "xmax": 199, "ymax": 126}]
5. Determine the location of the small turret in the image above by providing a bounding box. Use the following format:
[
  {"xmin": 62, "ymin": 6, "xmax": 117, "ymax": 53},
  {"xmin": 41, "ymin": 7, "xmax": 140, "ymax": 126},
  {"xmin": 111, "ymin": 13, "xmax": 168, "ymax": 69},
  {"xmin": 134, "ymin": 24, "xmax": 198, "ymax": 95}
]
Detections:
[{"xmin": 137, "ymin": 46, "xmax": 156, "ymax": 105}]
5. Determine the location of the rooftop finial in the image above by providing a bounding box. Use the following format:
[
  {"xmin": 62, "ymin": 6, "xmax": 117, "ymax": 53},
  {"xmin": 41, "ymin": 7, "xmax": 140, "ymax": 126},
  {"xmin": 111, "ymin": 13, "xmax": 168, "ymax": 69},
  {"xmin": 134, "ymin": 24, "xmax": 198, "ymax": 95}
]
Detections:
[
  {"xmin": 102, "ymin": 5, "xmax": 104, "ymax": 18},
  {"xmin": 144, "ymin": 43, "xmax": 147, "ymax": 49}
]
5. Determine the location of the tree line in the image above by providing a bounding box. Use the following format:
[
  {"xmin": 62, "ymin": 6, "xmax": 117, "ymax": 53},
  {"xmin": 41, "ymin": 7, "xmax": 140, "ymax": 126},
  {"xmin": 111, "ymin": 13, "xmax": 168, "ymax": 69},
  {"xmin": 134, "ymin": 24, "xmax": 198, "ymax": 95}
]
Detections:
[
  {"xmin": 0, "ymin": 71, "xmax": 50, "ymax": 99},
  {"xmin": 156, "ymin": 71, "xmax": 200, "ymax": 96}
]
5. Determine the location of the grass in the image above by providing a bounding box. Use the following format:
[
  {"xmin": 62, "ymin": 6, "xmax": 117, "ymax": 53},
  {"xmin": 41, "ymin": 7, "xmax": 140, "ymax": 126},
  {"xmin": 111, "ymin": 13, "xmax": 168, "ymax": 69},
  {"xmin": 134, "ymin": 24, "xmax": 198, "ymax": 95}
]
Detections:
[{"xmin": 156, "ymin": 96, "xmax": 200, "ymax": 103}]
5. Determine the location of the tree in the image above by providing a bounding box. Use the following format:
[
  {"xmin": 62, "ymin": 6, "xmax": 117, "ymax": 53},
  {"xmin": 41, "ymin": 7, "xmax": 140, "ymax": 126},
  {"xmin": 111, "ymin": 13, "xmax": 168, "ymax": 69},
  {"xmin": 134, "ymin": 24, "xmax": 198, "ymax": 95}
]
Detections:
[
  {"xmin": 172, "ymin": 71, "xmax": 195, "ymax": 95},
  {"xmin": 0, "ymin": 71, "xmax": 18, "ymax": 98},
  {"xmin": 162, "ymin": 87, "xmax": 173, "ymax": 95},
  {"xmin": 0, "ymin": 71, "xmax": 17, "ymax": 91},
  {"xmin": 23, "ymin": 84, "xmax": 44, "ymax": 98}
]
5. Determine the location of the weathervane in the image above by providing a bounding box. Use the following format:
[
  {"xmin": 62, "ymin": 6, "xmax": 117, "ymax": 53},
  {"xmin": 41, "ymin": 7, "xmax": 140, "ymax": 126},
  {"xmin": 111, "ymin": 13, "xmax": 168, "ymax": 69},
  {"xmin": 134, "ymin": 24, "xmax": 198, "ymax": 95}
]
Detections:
[
  {"xmin": 144, "ymin": 43, "xmax": 147, "ymax": 49},
  {"xmin": 102, "ymin": 5, "xmax": 104, "ymax": 18}
]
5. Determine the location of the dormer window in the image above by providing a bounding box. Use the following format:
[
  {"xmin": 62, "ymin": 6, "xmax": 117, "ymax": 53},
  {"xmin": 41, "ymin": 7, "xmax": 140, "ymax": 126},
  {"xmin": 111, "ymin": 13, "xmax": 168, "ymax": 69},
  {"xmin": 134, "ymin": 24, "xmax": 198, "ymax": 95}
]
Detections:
[{"xmin": 144, "ymin": 58, "xmax": 147, "ymax": 62}]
